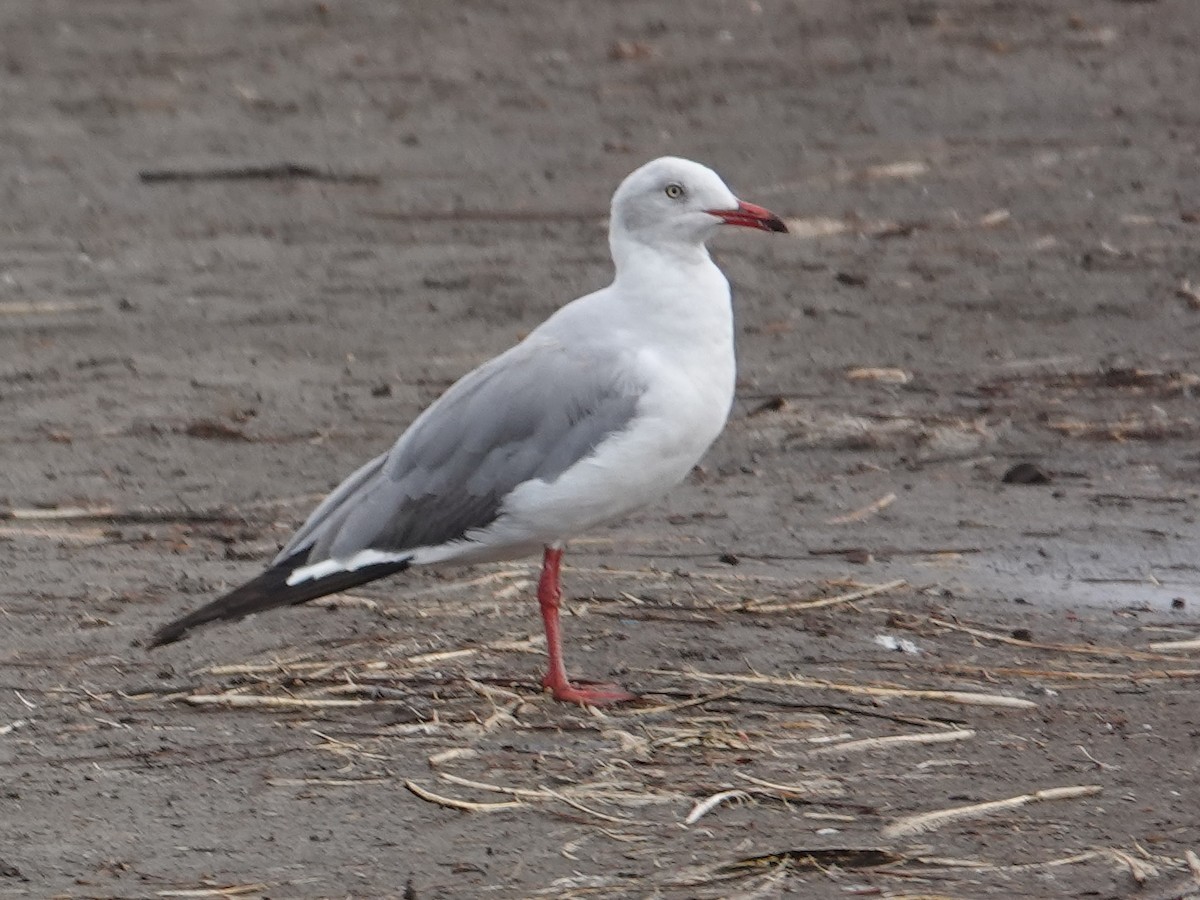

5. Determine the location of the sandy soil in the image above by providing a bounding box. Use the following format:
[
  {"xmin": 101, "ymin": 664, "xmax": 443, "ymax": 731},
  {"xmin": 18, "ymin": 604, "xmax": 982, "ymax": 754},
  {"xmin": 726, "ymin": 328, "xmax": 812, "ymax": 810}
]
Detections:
[{"xmin": 2, "ymin": 1, "xmax": 1200, "ymax": 897}]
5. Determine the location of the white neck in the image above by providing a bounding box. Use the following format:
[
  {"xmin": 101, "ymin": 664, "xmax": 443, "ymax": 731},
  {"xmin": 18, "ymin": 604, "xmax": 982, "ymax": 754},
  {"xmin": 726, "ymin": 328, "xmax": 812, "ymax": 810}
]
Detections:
[
  {"xmin": 601, "ymin": 230, "xmax": 733, "ymax": 360},
  {"xmin": 609, "ymin": 229, "xmax": 716, "ymax": 284}
]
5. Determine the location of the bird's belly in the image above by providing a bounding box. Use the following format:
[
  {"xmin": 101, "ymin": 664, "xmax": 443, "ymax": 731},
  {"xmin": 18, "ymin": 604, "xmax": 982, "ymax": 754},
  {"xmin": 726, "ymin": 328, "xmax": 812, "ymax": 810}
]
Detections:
[
  {"xmin": 495, "ymin": 441, "xmax": 706, "ymax": 546},
  {"xmin": 482, "ymin": 362, "xmax": 733, "ymax": 551}
]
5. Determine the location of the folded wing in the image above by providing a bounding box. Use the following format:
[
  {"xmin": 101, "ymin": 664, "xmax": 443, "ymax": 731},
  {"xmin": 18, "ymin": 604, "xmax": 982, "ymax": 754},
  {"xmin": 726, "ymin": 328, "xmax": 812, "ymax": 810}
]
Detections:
[{"xmin": 149, "ymin": 335, "xmax": 643, "ymax": 645}]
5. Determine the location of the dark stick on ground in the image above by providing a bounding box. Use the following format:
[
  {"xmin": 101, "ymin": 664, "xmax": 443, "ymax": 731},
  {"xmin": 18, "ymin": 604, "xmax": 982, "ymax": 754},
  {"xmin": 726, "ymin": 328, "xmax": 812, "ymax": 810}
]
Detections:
[{"xmin": 138, "ymin": 163, "xmax": 380, "ymax": 184}]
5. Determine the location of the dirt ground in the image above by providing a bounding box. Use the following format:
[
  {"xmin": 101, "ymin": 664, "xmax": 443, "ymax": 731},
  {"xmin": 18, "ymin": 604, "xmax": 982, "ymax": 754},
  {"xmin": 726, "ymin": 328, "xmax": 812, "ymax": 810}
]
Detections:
[{"xmin": 2, "ymin": 1, "xmax": 1200, "ymax": 897}]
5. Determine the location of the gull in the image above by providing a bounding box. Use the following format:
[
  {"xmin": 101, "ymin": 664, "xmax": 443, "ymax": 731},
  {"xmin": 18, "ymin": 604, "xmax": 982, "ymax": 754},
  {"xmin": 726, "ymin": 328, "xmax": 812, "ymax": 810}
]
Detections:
[{"xmin": 149, "ymin": 156, "xmax": 787, "ymax": 705}]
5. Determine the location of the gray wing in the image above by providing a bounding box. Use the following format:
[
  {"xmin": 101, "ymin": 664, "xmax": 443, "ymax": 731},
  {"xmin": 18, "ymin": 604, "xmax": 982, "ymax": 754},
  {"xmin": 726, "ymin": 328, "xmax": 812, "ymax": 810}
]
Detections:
[
  {"xmin": 272, "ymin": 452, "xmax": 387, "ymax": 565},
  {"xmin": 278, "ymin": 335, "xmax": 643, "ymax": 564}
]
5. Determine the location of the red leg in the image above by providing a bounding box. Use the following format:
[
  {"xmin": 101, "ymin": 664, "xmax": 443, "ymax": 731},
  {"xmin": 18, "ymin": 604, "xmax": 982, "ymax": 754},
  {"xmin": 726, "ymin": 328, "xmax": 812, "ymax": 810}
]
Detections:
[{"xmin": 537, "ymin": 546, "xmax": 636, "ymax": 706}]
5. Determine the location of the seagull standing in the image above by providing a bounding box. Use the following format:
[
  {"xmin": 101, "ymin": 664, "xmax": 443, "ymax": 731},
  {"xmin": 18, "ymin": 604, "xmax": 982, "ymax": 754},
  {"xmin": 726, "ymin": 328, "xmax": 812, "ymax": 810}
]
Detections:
[{"xmin": 149, "ymin": 157, "xmax": 787, "ymax": 705}]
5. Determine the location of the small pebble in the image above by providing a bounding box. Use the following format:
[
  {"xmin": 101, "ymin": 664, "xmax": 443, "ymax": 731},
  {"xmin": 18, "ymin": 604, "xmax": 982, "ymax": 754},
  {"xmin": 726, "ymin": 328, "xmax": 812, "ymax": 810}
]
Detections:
[{"xmin": 1002, "ymin": 462, "xmax": 1052, "ymax": 485}]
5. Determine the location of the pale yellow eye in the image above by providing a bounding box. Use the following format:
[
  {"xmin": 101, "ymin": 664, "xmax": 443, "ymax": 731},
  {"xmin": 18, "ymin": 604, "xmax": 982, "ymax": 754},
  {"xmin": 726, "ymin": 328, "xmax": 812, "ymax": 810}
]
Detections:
[{"xmin": 664, "ymin": 182, "xmax": 684, "ymax": 199}]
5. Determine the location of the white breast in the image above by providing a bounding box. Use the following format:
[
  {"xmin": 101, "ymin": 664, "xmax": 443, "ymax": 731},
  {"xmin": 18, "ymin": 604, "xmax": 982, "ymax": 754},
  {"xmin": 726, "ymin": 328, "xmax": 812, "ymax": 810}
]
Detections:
[{"xmin": 470, "ymin": 257, "xmax": 736, "ymax": 554}]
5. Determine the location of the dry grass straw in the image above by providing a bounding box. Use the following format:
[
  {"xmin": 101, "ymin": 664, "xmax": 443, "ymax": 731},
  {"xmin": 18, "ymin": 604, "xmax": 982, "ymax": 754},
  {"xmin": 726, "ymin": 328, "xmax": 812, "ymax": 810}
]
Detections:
[
  {"xmin": 882, "ymin": 785, "xmax": 1101, "ymax": 839},
  {"xmin": 184, "ymin": 694, "xmax": 388, "ymax": 709},
  {"xmin": 372, "ymin": 566, "xmax": 535, "ymax": 605},
  {"xmin": 0, "ymin": 495, "xmax": 313, "ymax": 523},
  {"xmin": 825, "ymin": 491, "xmax": 897, "ymax": 524},
  {"xmin": 1108, "ymin": 848, "xmax": 1159, "ymax": 885},
  {"xmin": 0, "ymin": 523, "xmax": 110, "ymax": 544},
  {"xmin": 613, "ymin": 687, "xmax": 744, "ymax": 716},
  {"xmin": 404, "ymin": 769, "xmax": 674, "ymax": 824},
  {"xmin": 404, "ymin": 780, "xmax": 524, "ymax": 812},
  {"xmin": 164, "ymin": 572, "xmax": 915, "ymax": 718},
  {"xmin": 917, "ymin": 851, "xmax": 1104, "ymax": 874},
  {"xmin": 166, "ymin": 635, "xmax": 548, "ymax": 713},
  {"xmin": 655, "ymin": 668, "xmax": 1037, "ymax": 709},
  {"xmin": 742, "ymin": 578, "xmax": 906, "ymax": 614},
  {"xmin": 267, "ymin": 776, "xmax": 387, "ymax": 787},
  {"xmin": 128, "ymin": 554, "xmax": 1171, "ymax": 899},
  {"xmin": 917, "ymin": 661, "xmax": 1200, "ymax": 683},
  {"xmin": 732, "ymin": 771, "xmax": 845, "ymax": 800},
  {"xmin": 201, "ymin": 633, "xmax": 542, "ymax": 679},
  {"xmin": 684, "ymin": 789, "xmax": 751, "ymax": 825},
  {"xmin": 808, "ymin": 727, "xmax": 974, "ymax": 756},
  {"xmin": 156, "ymin": 886, "xmax": 271, "ymax": 898},
  {"xmin": 1148, "ymin": 636, "xmax": 1200, "ymax": 652},
  {"xmin": 0, "ymin": 300, "xmax": 104, "ymax": 315},
  {"xmin": 926, "ymin": 615, "xmax": 1183, "ymax": 662},
  {"xmin": 662, "ymin": 847, "xmax": 905, "ymax": 896},
  {"xmin": 1048, "ymin": 416, "xmax": 1197, "ymax": 441},
  {"xmin": 2, "ymin": 505, "xmax": 133, "ymax": 521},
  {"xmin": 845, "ymin": 367, "xmax": 911, "ymax": 384}
]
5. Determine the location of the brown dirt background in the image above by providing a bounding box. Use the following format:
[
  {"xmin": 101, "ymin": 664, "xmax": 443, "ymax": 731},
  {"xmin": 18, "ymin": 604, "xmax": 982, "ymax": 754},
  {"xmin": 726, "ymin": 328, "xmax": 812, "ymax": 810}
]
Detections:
[{"xmin": 2, "ymin": 1, "xmax": 1199, "ymax": 897}]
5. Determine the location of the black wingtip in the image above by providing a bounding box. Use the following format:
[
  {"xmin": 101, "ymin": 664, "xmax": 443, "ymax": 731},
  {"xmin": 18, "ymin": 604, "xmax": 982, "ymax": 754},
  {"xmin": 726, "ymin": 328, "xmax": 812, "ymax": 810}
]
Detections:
[
  {"xmin": 146, "ymin": 559, "xmax": 299, "ymax": 649},
  {"xmin": 147, "ymin": 620, "xmax": 189, "ymax": 649},
  {"xmin": 146, "ymin": 553, "xmax": 411, "ymax": 649}
]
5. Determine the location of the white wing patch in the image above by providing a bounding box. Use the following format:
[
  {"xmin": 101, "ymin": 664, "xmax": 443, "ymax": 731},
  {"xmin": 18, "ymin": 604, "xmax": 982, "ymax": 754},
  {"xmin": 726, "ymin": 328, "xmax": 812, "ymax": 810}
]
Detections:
[{"xmin": 285, "ymin": 549, "xmax": 414, "ymax": 586}]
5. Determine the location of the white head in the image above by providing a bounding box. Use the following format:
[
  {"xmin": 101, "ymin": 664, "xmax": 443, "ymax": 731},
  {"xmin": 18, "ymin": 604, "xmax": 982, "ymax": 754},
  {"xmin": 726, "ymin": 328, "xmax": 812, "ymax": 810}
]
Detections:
[{"xmin": 609, "ymin": 157, "xmax": 787, "ymax": 256}]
